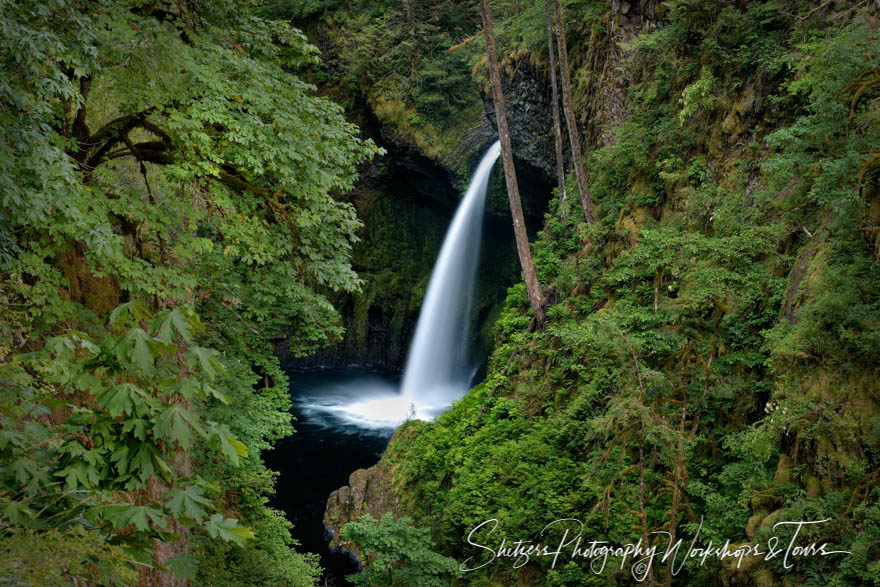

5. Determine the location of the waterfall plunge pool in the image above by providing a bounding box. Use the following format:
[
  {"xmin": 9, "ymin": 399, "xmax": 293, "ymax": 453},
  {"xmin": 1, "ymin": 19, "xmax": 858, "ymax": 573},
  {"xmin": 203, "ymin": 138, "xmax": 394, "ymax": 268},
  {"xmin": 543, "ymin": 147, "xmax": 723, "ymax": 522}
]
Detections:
[
  {"xmin": 297, "ymin": 370, "xmax": 466, "ymax": 429},
  {"xmin": 264, "ymin": 366, "xmax": 481, "ymax": 584},
  {"xmin": 263, "ymin": 367, "xmax": 401, "ymax": 585}
]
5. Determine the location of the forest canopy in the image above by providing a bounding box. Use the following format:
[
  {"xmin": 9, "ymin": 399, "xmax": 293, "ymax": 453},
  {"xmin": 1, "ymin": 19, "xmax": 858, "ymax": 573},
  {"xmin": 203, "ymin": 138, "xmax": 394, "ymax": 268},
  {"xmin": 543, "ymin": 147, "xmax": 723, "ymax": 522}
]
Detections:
[
  {"xmin": 2, "ymin": 0, "xmax": 880, "ymax": 585},
  {"xmin": 1, "ymin": 0, "xmax": 377, "ymax": 583}
]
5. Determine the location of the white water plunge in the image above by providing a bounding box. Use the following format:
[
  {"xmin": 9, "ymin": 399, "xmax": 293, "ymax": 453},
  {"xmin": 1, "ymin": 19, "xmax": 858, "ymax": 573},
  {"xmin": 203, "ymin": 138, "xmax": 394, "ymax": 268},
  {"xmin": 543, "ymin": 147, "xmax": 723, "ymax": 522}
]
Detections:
[
  {"xmin": 399, "ymin": 140, "xmax": 501, "ymax": 414},
  {"xmin": 302, "ymin": 142, "xmax": 501, "ymax": 431}
]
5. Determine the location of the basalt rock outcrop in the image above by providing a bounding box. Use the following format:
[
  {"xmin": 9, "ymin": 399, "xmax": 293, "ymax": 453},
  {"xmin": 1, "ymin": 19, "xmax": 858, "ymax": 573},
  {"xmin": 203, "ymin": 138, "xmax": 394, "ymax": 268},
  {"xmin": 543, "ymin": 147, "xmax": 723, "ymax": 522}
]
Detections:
[{"xmin": 323, "ymin": 461, "xmax": 400, "ymax": 554}]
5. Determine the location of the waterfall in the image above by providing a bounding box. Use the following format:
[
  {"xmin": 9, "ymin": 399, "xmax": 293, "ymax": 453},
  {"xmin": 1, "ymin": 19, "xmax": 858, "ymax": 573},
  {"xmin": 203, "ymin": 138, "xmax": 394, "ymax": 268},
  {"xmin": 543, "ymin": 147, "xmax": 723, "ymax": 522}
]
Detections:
[
  {"xmin": 300, "ymin": 142, "xmax": 500, "ymax": 429},
  {"xmin": 399, "ymin": 141, "xmax": 501, "ymax": 416}
]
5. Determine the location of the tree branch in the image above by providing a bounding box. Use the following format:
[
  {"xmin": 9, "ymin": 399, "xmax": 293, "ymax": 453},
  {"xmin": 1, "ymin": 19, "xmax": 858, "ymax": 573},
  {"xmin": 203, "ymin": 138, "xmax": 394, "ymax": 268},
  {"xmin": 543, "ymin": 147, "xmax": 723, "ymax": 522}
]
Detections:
[{"xmin": 79, "ymin": 110, "xmax": 154, "ymax": 173}]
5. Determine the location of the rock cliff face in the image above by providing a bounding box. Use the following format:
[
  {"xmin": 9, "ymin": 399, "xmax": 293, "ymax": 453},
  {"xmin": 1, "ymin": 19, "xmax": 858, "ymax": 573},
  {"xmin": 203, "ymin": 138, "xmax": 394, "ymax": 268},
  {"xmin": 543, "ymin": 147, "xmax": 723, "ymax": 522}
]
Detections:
[
  {"xmin": 322, "ymin": 423, "xmax": 430, "ymax": 558},
  {"xmin": 485, "ymin": 63, "xmax": 557, "ymax": 178}
]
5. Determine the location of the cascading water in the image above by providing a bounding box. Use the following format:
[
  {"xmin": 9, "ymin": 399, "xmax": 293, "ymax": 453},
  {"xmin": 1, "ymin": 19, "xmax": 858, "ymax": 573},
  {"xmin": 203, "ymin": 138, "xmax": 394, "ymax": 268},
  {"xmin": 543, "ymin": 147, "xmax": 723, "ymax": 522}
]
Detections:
[
  {"xmin": 296, "ymin": 142, "xmax": 501, "ymax": 430},
  {"xmin": 398, "ymin": 140, "xmax": 501, "ymax": 415}
]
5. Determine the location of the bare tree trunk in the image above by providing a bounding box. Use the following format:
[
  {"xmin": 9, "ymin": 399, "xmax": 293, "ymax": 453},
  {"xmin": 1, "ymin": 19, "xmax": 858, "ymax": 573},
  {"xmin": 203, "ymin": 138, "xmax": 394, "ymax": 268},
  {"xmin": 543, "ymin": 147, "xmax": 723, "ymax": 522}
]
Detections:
[
  {"xmin": 138, "ymin": 451, "xmax": 191, "ymax": 587},
  {"xmin": 480, "ymin": 0, "xmax": 547, "ymax": 325},
  {"xmin": 545, "ymin": 0, "xmax": 567, "ymax": 223},
  {"xmin": 406, "ymin": 0, "xmax": 414, "ymax": 27},
  {"xmin": 553, "ymin": 0, "xmax": 597, "ymax": 224}
]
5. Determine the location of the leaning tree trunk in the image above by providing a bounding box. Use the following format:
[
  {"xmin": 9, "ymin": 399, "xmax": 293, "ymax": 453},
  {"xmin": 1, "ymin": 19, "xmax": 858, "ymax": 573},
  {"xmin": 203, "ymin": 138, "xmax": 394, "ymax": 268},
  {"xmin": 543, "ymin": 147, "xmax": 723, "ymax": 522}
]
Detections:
[
  {"xmin": 480, "ymin": 0, "xmax": 547, "ymax": 325},
  {"xmin": 545, "ymin": 0, "xmax": 568, "ymax": 223},
  {"xmin": 553, "ymin": 0, "xmax": 597, "ymax": 224}
]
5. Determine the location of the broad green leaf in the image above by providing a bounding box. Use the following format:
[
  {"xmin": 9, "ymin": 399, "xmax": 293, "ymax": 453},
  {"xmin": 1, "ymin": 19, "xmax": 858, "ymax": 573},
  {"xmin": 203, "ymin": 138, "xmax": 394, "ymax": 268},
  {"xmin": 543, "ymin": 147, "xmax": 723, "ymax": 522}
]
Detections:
[
  {"xmin": 116, "ymin": 328, "xmax": 160, "ymax": 374},
  {"xmin": 165, "ymin": 485, "xmax": 213, "ymax": 522},
  {"xmin": 108, "ymin": 300, "xmax": 150, "ymax": 325},
  {"xmin": 154, "ymin": 405, "xmax": 200, "ymax": 449},
  {"xmin": 170, "ymin": 307, "xmax": 195, "ymax": 342},
  {"xmin": 12, "ymin": 458, "xmax": 37, "ymax": 485},
  {"xmin": 186, "ymin": 347, "xmax": 227, "ymax": 381},
  {"xmin": 201, "ymin": 383, "xmax": 229, "ymax": 404},
  {"xmin": 204, "ymin": 513, "xmax": 254, "ymax": 545},
  {"xmin": 127, "ymin": 443, "xmax": 163, "ymax": 484},
  {"xmin": 1, "ymin": 501, "xmax": 36, "ymax": 524},
  {"xmin": 97, "ymin": 383, "xmax": 149, "ymax": 418},
  {"xmin": 166, "ymin": 554, "xmax": 198, "ymax": 581},
  {"xmin": 122, "ymin": 418, "xmax": 149, "ymax": 441},
  {"xmin": 207, "ymin": 426, "xmax": 248, "ymax": 464},
  {"xmin": 73, "ymin": 373, "xmax": 102, "ymax": 392},
  {"xmin": 45, "ymin": 336, "xmax": 75, "ymax": 358},
  {"xmin": 149, "ymin": 306, "xmax": 195, "ymax": 344},
  {"xmin": 95, "ymin": 504, "xmax": 166, "ymax": 532},
  {"xmin": 149, "ymin": 310, "xmax": 176, "ymax": 344},
  {"xmin": 110, "ymin": 445, "xmax": 130, "ymax": 474}
]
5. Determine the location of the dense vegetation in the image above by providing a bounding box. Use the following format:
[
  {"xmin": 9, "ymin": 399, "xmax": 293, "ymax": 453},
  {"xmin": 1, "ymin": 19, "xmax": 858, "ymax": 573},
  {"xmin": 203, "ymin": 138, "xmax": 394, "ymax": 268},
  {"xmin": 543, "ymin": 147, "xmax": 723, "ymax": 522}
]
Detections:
[
  {"xmin": 269, "ymin": 0, "xmax": 486, "ymax": 173},
  {"xmin": 341, "ymin": 513, "xmax": 461, "ymax": 586},
  {"xmin": 0, "ymin": 1, "xmax": 377, "ymax": 584},
  {"xmin": 3, "ymin": 0, "xmax": 879, "ymax": 585},
  {"xmin": 302, "ymin": 0, "xmax": 880, "ymax": 585}
]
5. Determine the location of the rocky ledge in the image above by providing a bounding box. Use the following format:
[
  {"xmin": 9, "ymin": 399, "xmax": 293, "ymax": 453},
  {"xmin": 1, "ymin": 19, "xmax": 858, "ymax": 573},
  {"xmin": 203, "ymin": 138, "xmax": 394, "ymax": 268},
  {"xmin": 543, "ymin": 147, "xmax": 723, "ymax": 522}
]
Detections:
[{"xmin": 323, "ymin": 460, "xmax": 400, "ymax": 558}]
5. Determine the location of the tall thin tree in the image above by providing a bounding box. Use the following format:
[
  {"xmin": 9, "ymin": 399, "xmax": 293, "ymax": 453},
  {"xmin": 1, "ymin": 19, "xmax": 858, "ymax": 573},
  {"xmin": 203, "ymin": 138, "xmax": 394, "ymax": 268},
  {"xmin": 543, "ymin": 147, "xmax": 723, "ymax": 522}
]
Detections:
[
  {"xmin": 480, "ymin": 0, "xmax": 547, "ymax": 324},
  {"xmin": 545, "ymin": 0, "xmax": 568, "ymax": 222},
  {"xmin": 553, "ymin": 0, "xmax": 597, "ymax": 223}
]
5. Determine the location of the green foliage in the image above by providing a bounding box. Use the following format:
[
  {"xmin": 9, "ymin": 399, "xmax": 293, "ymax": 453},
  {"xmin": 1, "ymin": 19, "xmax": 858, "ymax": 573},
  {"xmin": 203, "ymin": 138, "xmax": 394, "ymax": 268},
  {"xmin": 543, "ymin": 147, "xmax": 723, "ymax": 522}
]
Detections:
[
  {"xmin": 370, "ymin": 2, "xmax": 880, "ymax": 586},
  {"xmin": 3, "ymin": 0, "xmax": 878, "ymax": 584},
  {"xmin": 1, "ymin": 303, "xmax": 252, "ymax": 579},
  {"xmin": 678, "ymin": 67, "xmax": 719, "ymax": 124},
  {"xmin": 1, "ymin": 0, "xmax": 379, "ymax": 582},
  {"xmin": 760, "ymin": 17, "xmax": 880, "ymax": 369},
  {"xmin": 192, "ymin": 506, "xmax": 321, "ymax": 586},
  {"xmin": 341, "ymin": 513, "xmax": 461, "ymax": 586},
  {"xmin": 0, "ymin": 527, "xmax": 138, "ymax": 586},
  {"xmin": 299, "ymin": 0, "xmax": 483, "ymax": 164},
  {"xmin": 264, "ymin": 0, "xmax": 343, "ymax": 21}
]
